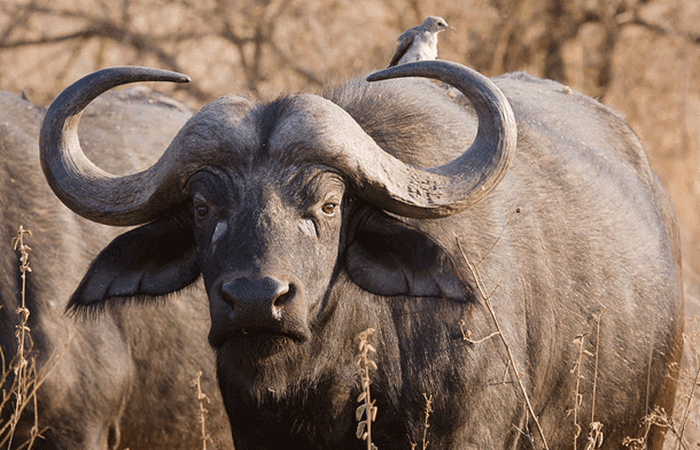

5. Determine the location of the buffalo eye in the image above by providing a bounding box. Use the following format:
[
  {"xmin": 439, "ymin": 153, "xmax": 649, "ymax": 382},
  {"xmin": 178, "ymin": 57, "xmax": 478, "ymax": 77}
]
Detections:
[
  {"xmin": 195, "ymin": 204, "xmax": 209, "ymax": 218},
  {"xmin": 192, "ymin": 193, "xmax": 211, "ymax": 221},
  {"xmin": 321, "ymin": 202, "xmax": 337, "ymax": 217}
]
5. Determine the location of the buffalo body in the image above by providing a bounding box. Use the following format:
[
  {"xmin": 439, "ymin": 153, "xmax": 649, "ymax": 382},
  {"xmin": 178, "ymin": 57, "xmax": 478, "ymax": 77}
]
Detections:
[{"xmin": 42, "ymin": 63, "xmax": 683, "ymax": 449}]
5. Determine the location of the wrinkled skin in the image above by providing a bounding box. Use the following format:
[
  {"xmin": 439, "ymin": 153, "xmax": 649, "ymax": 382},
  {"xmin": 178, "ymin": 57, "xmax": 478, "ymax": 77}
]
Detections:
[
  {"xmin": 0, "ymin": 88, "xmax": 233, "ymax": 449},
  {"xmin": 63, "ymin": 70, "xmax": 682, "ymax": 449}
]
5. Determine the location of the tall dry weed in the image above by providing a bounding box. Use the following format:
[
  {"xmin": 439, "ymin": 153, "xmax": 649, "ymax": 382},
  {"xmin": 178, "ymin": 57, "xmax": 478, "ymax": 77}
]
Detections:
[
  {"xmin": 190, "ymin": 370, "xmax": 212, "ymax": 450},
  {"xmin": 0, "ymin": 227, "xmax": 63, "ymax": 449},
  {"xmin": 355, "ymin": 328, "xmax": 378, "ymax": 450},
  {"xmin": 657, "ymin": 314, "xmax": 700, "ymax": 450},
  {"xmin": 570, "ymin": 310, "xmax": 604, "ymax": 450},
  {"xmin": 455, "ymin": 225, "xmax": 700, "ymax": 450},
  {"xmin": 456, "ymin": 237, "xmax": 550, "ymax": 450},
  {"xmin": 0, "ymin": 226, "xmax": 42, "ymax": 449}
]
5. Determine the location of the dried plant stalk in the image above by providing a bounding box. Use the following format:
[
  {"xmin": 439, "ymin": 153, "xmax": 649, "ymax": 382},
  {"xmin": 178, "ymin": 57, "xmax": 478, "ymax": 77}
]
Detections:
[
  {"xmin": 420, "ymin": 393, "xmax": 433, "ymax": 450},
  {"xmin": 456, "ymin": 237, "xmax": 550, "ymax": 450},
  {"xmin": 2, "ymin": 226, "xmax": 39, "ymax": 449},
  {"xmin": 190, "ymin": 370, "xmax": 211, "ymax": 450},
  {"xmin": 1, "ymin": 227, "xmax": 59, "ymax": 449},
  {"xmin": 355, "ymin": 328, "xmax": 378, "ymax": 450}
]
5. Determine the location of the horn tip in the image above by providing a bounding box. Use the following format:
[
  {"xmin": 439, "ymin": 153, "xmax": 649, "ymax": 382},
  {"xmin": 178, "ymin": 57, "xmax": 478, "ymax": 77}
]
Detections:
[
  {"xmin": 366, "ymin": 70, "xmax": 391, "ymax": 83},
  {"xmin": 366, "ymin": 61, "xmax": 445, "ymax": 83}
]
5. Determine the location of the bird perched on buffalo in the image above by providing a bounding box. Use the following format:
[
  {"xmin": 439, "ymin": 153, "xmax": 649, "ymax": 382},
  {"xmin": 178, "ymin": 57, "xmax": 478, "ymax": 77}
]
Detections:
[{"xmin": 388, "ymin": 16, "xmax": 455, "ymax": 67}]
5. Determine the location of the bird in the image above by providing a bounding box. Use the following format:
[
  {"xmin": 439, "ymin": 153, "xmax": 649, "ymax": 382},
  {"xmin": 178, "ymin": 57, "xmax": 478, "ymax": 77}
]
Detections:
[{"xmin": 388, "ymin": 16, "xmax": 455, "ymax": 67}]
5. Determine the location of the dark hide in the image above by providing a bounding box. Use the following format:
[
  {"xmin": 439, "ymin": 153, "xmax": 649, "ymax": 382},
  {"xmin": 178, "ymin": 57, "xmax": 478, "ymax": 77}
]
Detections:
[
  {"xmin": 0, "ymin": 88, "xmax": 233, "ymax": 449},
  {"xmin": 70, "ymin": 75, "xmax": 683, "ymax": 449}
]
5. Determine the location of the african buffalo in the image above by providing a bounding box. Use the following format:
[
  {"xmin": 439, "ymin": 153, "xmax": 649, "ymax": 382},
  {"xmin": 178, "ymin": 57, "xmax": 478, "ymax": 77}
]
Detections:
[
  {"xmin": 40, "ymin": 61, "xmax": 683, "ymax": 449},
  {"xmin": 0, "ymin": 87, "xmax": 232, "ymax": 449}
]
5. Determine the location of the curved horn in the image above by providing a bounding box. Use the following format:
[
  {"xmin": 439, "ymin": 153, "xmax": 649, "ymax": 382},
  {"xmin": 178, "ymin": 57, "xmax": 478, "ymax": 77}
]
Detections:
[
  {"xmin": 352, "ymin": 60, "xmax": 516, "ymax": 218},
  {"xmin": 40, "ymin": 66, "xmax": 191, "ymax": 226}
]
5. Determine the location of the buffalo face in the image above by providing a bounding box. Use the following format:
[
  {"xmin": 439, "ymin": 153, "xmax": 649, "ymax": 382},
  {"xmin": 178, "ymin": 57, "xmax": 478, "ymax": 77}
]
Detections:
[{"xmin": 188, "ymin": 163, "xmax": 345, "ymax": 351}]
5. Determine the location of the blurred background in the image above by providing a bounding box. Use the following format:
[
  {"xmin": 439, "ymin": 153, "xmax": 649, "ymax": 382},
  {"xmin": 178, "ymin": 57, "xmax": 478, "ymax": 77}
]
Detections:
[
  {"xmin": 0, "ymin": 0, "xmax": 698, "ymax": 311},
  {"xmin": 1, "ymin": 0, "xmax": 699, "ymax": 444}
]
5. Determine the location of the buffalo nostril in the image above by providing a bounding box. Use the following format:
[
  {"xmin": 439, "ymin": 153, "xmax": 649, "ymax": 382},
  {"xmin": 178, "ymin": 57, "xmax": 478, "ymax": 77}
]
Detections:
[
  {"xmin": 221, "ymin": 276, "xmax": 292, "ymax": 314},
  {"xmin": 272, "ymin": 284, "xmax": 296, "ymax": 319},
  {"xmin": 273, "ymin": 283, "xmax": 295, "ymax": 307}
]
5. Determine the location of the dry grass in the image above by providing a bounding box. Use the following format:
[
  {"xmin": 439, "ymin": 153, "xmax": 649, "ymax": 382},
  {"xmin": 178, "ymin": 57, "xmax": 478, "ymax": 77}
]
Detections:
[
  {"xmin": 0, "ymin": 231, "xmax": 694, "ymax": 450},
  {"xmin": 456, "ymin": 237, "xmax": 550, "ymax": 450},
  {"xmin": 419, "ymin": 393, "xmax": 433, "ymax": 450},
  {"xmin": 569, "ymin": 311, "xmax": 604, "ymax": 450},
  {"xmin": 663, "ymin": 314, "xmax": 700, "ymax": 449},
  {"xmin": 355, "ymin": 328, "xmax": 378, "ymax": 450},
  {"xmin": 677, "ymin": 339, "xmax": 700, "ymax": 447},
  {"xmin": 0, "ymin": 227, "xmax": 44, "ymax": 449},
  {"xmin": 190, "ymin": 370, "xmax": 212, "ymax": 450},
  {"xmin": 454, "ymin": 231, "xmax": 700, "ymax": 450}
]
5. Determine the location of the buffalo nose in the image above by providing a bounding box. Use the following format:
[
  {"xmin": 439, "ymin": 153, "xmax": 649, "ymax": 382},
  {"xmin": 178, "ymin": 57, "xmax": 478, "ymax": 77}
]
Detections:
[{"xmin": 221, "ymin": 276, "xmax": 293, "ymax": 321}]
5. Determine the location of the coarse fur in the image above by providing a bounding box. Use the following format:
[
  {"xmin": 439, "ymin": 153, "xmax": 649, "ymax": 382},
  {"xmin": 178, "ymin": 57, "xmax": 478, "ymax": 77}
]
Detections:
[
  {"xmin": 65, "ymin": 71, "xmax": 683, "ymax": 449},
  {"xmin": 0, "ymin": 88, "xmax": 233, "ymax": 449}
]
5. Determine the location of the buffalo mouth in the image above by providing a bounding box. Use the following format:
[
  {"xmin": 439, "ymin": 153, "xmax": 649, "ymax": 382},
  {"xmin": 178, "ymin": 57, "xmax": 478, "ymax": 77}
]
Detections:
[{"xmin": 208, "ymin": 326, "xmax": 309, "ymax": 351}]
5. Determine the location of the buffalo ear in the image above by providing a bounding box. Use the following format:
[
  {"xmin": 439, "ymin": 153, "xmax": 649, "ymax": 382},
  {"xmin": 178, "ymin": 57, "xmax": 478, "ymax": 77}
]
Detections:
[
  {"xmin": 344, "ymin": 211, "xmax": 471, "ymax": 301},
  {"xmin": 69, "ymin": 214, "xmax": 200, "ymax": 310}
]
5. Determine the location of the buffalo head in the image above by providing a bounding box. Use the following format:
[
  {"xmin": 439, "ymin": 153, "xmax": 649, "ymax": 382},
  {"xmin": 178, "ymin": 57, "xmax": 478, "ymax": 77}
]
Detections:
[{"xmin": 40, "ymin": 63, "xmax": 514, "ymax": 351}]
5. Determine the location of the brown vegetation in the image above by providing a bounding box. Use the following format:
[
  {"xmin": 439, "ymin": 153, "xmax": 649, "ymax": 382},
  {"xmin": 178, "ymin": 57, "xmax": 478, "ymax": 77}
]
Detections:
[
  {"xmin": 1, "ymin": 0, "xmax": 698, "ymax": 448},
  {"xmin": 2, "ymin": 227, "xmax": 54, "ymax": 449}
]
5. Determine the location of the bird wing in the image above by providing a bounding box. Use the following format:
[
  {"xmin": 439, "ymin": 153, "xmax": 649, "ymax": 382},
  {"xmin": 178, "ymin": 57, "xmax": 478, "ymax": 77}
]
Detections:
[{"xmin": 388, "ymin": 30, "xmax": 415, "ymax": 67}]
